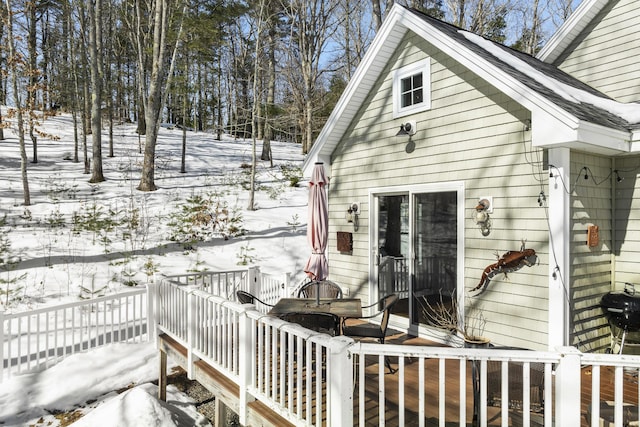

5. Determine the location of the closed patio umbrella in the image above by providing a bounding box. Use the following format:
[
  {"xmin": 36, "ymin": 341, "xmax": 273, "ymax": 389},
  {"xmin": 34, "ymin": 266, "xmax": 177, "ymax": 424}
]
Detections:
[{"xmin": 303, "ymin": 162, "xmax": 329, "ymax": 304}]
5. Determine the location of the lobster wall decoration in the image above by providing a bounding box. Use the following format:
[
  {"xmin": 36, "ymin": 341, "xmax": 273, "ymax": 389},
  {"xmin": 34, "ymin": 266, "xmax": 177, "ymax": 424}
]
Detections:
[{"xmin": 470, "ymin": 240, "xmax": 537, "ymax": 295}]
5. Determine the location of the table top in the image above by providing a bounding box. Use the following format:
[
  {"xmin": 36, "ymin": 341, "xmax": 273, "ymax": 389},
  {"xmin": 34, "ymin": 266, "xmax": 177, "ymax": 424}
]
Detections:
[{"xmin": 268, "ymin": 298, "xmax": 362, "ymax": 318}]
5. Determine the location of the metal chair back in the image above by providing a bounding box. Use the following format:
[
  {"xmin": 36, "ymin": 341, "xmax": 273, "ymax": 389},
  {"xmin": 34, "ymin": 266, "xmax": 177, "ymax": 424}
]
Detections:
[{"xmin": 297, "ymin": 280, "xmax": 343, "ymax": 299}]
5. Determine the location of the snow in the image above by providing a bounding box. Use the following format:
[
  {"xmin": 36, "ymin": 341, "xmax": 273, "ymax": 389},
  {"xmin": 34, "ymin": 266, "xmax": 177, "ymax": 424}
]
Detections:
[
  {"xmin": 0, "ymin": 343, "xmax": 209, "ymax": 427},
  {"xmin": 460, "ymin": 31, "xmax": 640, "ymax": 125},
  {"xmin": 0, "ymin": 108, "xmax": 309, "ymax": 426}
]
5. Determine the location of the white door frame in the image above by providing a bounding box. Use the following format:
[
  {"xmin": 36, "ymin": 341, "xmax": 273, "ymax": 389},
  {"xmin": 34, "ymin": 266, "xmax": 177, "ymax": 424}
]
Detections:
[{"xmin": 368, "ymin": 181, "xmax": 466, "ymax": 337}]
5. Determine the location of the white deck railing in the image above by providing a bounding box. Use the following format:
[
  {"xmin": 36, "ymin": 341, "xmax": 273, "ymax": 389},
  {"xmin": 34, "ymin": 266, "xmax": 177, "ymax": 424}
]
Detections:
[
  {"xmin": 0, "ymin": 268, "xmax": 290, "ymax": 383},
  {"xmin": 1, "ymin": 288, "xmax": 148, "ymax": 381},
  {"xmin": 153, "ymin": 275, "xmax": 640, "ymax": 427},
  {"xmin": 6, "ymin": 267, "xmax": 640, "ymax": 427},
  {"xmin": 161, "ymin": 267, "xmax": 292, "ymax": 306}
]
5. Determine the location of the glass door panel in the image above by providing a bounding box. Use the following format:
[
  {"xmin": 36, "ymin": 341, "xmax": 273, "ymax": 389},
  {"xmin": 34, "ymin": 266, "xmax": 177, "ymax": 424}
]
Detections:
[
  {"xmin": 376, "ymin": 194, "xmax": 409, "ymax": 320},
  {"xmin": 373, "ymin": 188, "xmax": 459, "ymax": 332},
  {"xmin": 412, "ymin": 191, "xmax": 458, "ymax": 328}
]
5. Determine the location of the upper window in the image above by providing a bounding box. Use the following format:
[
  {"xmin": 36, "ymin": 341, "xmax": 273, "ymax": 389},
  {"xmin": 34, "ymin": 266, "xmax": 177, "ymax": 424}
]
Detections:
[{"xmin": 392, "ymin": 58, "xmax": 431, "ymax": 118}]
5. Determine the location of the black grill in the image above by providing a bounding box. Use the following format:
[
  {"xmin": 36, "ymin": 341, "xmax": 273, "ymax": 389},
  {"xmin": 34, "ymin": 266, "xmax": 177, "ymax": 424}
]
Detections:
[{"xmin": 600, "ymin": 283, "xmax": 640, "ymax": 353}]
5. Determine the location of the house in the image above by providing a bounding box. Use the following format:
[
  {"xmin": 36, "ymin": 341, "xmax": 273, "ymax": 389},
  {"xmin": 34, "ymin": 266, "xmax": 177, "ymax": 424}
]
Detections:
[{"xmin": 302, "ymin": 0, "xmax": 640, "ymax": 352}]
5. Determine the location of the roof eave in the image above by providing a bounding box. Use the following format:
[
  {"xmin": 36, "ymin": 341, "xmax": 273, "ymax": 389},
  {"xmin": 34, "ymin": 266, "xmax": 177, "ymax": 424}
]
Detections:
[
  {"xmin": 537, "ymin": 0, "xmax": 609, "ymax": 63},
  {"xmin": 533, "ymin": 118, "xmax": 632, "ymax": 156}
]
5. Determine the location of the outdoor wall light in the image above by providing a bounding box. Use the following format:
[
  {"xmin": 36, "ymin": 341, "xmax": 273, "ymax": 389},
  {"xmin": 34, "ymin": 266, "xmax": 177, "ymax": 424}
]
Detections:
[
  {"xmin": 346, "ymin": 202, "xmax": 360, "ymax": 231},
  {"xmin": 473, "ymin": 198, "xmax": 492, "ymax": 236},
  {"xmin": 396, "ymin": 120, "xmax": 417, "ymax": 137}
]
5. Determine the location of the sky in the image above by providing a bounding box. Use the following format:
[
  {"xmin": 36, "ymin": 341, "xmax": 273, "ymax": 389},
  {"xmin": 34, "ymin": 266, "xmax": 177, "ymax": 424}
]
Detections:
[{"xmin": 0, "ymin": 108, "xmax": 310, "ymax": 425}]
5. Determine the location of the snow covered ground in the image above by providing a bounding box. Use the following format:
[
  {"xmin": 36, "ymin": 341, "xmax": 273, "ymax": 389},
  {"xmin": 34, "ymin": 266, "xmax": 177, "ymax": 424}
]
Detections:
[{"xmin": 0, "ymin": 108, "xmax": 309, "ymax": 426}]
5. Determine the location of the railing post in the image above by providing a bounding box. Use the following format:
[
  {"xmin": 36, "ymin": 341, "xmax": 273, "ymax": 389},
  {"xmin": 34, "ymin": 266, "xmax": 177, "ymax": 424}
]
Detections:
[
  {"xmin": 237, "ymin": 308, "xmax": 254, "ymax": 425},
  {"xmin": 187, "ymin": 292, "xmax": 196, "ymax": 379},
  {"xmin": 554, "ymin": 346, "xmax": 582, "ymax": 426},
  {"xmin": 146, "ymin": 283, "xmax": 158, "ymax": 345},
  {"xmin": 328, "ymin": 337, "xmax": 354, "ymax": 426},
  {"xmin": 248, "ymin": 266, "xmax": 260, "ymax": 295}
]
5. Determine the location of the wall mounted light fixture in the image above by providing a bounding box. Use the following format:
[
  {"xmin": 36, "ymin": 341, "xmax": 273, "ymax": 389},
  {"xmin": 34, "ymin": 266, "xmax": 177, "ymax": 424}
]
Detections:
[
  {"xmin": 396, "ymin": 120, "xmax": 417, "ymax": 137},
  {"xmin": 473, "ymin": 197, "xmax": 492, "ymax": 236},
  {"xmin": 346, "ymin": 202, "xmax": 360, "ymax": 231}
]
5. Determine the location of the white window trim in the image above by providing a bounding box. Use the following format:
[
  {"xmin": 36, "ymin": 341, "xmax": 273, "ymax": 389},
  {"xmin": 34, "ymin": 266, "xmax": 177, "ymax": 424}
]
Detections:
[{"xmin": 392, "ymin": 58, "xmax": 431, "ymax": 118}]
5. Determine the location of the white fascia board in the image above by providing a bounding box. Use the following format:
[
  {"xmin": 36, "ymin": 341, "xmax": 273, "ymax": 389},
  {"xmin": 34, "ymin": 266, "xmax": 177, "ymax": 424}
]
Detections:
[
  {"xmin": 537, "ymin": 0, "xmax": 607, "ymax": 63},
  {"xmin": 629, "ymin": 130, "xmax": 640, "ymax": 152},
  {"xmin": 531, "ymin": 111, "xmax": 631, "ymax": 155},
  {"xmin": 302, "ymin": 6, "xmax": 408, "ymax": 178},
  {"xmin": 574, "ymin": 121, "xmax": 631, "ymax": 153}
]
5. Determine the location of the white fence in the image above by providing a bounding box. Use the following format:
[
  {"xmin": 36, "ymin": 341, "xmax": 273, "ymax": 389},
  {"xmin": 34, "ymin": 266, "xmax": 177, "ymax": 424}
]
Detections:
[
  {"xmin": 1, "ymin": 268, "xmax": 292, "ymax": 382},
  {"xmin": 1, "ymin": 288, "xmax": 148, "ymax": 381},
  {"xmin": 154, "ymin": 276, "xmax": 640, "ymax": 427}
]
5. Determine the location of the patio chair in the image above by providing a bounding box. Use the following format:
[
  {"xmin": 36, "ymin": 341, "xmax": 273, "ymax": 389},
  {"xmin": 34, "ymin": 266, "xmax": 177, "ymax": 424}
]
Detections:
[
  {"xmin": 341, "ymin": 294, "xmax": 399, "ymax": 373},
  {"xmin": 297, "ymin": 279, "xmax": 343, "ymax": 299},
  {"xmin": 280, "ymin": 312, "xmax": 340, "ymax": 336},
  {"xmin": 236, "ymin": 290, "xmax": 274, "ymax": 313}
]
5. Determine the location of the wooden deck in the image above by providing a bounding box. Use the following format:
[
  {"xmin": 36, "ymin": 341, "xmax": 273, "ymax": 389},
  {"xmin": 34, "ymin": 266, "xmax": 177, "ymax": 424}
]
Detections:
[{"xmin": 158, "ymin": 332, "xmax": 640, "ymax": 426}]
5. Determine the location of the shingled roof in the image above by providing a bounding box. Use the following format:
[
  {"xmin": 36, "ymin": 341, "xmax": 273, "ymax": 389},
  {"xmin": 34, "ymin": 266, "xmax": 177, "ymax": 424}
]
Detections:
[
  {"xmin": 304, "ymin": 4, "xmax": 638, "ymax": 175},
  {"xmin": 408, "ymin": 7, "xmax": 634, "ymax": 132}
]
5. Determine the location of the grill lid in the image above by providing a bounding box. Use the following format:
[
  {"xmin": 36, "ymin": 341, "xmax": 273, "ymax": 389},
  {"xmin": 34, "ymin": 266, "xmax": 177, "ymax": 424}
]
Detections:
[{"xmin": 601, "ymin": 283, "xmax": 640, "ymax": 331}]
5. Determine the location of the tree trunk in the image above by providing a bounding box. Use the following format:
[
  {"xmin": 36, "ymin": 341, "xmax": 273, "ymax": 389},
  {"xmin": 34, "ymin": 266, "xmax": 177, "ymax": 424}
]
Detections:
[
  {"xmin": 260, "ymin": 11, "xmax": 276, "ymax": 163},
  {"xmin": 5, "ymin": 0, "xmax": 31, "ymax": 206},
  {"xmin": 248, "ymin": 0, "xmax": 266, "ymax": 211},
  {"xmin": 371, "ymin": 0, "xmax": 382, "ymax": 30},
  {"xmin": 0, "ymin": 1, "xmax": 5, "ymax": 141},
  {"xmin": 89, "ymin": 0, "xmax": 105, "ymax": 183},
  {"xmin": 27, "ymin": 0, "xmax": 38, "ymax": 164},
  {"xmin": 216, "ymin": 60, "xmax": 222, "ymax": 140},
  {"xmin": 137, "ymin": 0, "xmax": 185, "ymax": 192}
]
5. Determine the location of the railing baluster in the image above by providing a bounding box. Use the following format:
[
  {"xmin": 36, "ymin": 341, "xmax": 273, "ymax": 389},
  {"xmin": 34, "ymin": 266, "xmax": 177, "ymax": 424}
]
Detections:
[
  {"xmin": 480, "ymin": 359, "xmax": 487, "ymax": 427},
  {"xmin": 591, "ymin": 364, "xmax": 601, "ymax": 426},
  {"xmin": 522, "ymin": 361, "xmax": 530, "ymax": 426},
  {"xmin": 379, "ymin": 354, "xmax": 385, "ymax": 426},
  {"xmin": 615, "ymin": 365, "xmax": 623, "ymax": 426},
  {"xmin": 438, "ymin": 357, "xmax": 444, "ymax": 427},
  {"xmin": 359, "ymin": 352, "xmax": 365, "ymax": 427},
  {"xmin": 459, "ymin": 358, "xmax": 466, "ymax": 427},
  {"xmin": 501, "ymin": 360, "xmax": 508, "ymax": 427}
]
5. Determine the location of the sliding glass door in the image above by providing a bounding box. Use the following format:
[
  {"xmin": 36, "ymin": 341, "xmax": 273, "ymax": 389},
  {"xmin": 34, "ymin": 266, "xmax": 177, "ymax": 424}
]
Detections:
[{"xmin": 372, "ymin": 184, "xmax": 461, "ymax": 332}]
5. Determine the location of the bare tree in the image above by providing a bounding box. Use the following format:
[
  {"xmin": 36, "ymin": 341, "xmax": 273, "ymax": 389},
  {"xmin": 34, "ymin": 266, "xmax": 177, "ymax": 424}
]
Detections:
[
  {"xmin": 260, "ymin": 0, "xmax": 283, "ymax": 162},
  {"xmin": 134, "ymin": 0, "xmax": 186, "ymax": 191},
  {"xmin": 0, "ymin": 0, "xmax": 5, "ymax": 142},
  {"xmin": 285, "ymin": 0, "xmax": 340, "ymax": 154},
  {"xmin": 547, "ymin": 0, "xmax": 576, "ymax": 29},
  {"xmin": 26, "ymin": 0, "xmax": 40, "ymax": 163},
  {"xmin": 337, "ymin": 0, "xmax": 375, "ymax": 80},
  {"xmin": 88, "ymin": 0, "xmax": 105, "ymax": 183},
  {"xmin": 510, "ymin": 0, "xmax": 548, "ymax": 54},
  {"xmin": 370, "ymin": 0, "xmax": 392, "ymax": 31},
  {"xmin": 247, "ymin": 0, "xmax": 267, "ymax": 211},
  {"xmin": 4, "ymin": 0, "xmax": 31, "ymax": 206}
]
